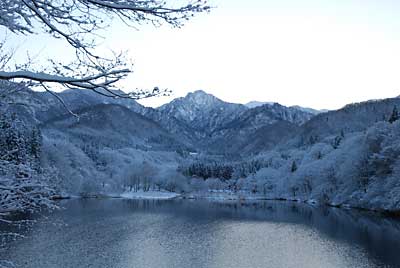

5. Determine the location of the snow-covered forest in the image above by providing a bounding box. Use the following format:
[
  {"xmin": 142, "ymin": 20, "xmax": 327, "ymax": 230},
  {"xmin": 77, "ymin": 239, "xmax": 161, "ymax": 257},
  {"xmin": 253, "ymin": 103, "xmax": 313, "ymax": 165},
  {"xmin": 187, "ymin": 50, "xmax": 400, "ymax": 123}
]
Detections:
[
  {"xmin": 1, "ymin": 82, "xmax": 400, "ymax": 215},
  {"xmin": 0, "ymin": 97, "xmax": 58, "ymax": 215}
]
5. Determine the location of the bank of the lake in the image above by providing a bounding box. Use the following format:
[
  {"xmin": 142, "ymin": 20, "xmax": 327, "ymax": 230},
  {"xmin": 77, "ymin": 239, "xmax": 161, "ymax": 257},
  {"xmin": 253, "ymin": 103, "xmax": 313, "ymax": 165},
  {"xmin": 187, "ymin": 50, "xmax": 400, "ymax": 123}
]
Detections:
[{"xmin": 57, "ymin": 189, "xmax": 400, "ymax": 216}]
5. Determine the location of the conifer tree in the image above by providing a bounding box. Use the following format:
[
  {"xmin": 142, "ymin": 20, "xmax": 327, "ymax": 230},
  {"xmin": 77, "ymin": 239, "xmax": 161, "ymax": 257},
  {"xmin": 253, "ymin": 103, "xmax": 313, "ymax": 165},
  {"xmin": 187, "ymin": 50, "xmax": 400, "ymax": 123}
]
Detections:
[
  {"xmin": 291, "ymin": 161, "xmax": 298, "ymax": 173},
  {"xmin": 388, "ymin": 106, "xmax": 399, "ymax": 124}
]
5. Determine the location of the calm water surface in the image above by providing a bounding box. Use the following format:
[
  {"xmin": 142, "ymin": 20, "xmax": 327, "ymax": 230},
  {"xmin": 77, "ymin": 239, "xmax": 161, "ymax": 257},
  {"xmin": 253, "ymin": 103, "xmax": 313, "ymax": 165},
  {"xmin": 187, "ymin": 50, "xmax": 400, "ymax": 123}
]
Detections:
[{"xmin": 1, "ymin": 199, "xmax": 400, "ymax": 268}]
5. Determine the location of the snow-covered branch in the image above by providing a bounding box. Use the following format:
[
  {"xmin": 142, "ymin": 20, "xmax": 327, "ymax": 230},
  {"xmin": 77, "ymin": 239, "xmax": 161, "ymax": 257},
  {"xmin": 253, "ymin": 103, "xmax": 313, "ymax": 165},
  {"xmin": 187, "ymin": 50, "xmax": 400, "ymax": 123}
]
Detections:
[{"xmin": 0, "ymin": 0, "xmax": 210, "ymax": 99}]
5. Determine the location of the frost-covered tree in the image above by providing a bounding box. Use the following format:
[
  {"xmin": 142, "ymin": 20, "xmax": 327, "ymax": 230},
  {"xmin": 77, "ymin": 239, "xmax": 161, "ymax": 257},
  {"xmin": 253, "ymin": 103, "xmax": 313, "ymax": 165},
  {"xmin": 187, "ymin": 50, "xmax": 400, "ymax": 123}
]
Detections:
[
  {"xmin": 163, "ymin": 170, "xmax": 188, "ymax": 193},
  {"xmin": 123, "ymin": 161, "xmax": 158, "ymax": 192},
  {"xmin": 0, "ymin": 0, "xmax": 210, "ymax": 99},
  {"xmin": 0, "ymin": 111, "xmax": 57, "ymax": 213},
  {"xmin": 0, "ymin": 113, "xmax": 28, "ymax": 164}
]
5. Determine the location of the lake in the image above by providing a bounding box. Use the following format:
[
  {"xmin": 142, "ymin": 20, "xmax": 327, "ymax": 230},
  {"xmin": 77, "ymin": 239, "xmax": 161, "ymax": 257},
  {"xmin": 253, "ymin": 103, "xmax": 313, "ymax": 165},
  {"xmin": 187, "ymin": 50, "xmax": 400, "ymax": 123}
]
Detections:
[{"xmin": 1, "ymin": 199, "xmax": 400, "ymax": 268}]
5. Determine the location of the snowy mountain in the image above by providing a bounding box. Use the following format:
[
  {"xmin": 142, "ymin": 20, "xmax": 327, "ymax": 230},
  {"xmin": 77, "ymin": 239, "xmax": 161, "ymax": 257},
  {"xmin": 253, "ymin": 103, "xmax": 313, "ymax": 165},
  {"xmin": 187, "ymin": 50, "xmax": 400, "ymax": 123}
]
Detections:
[
  {"xmin": 204, "ymin": 102, "xmax": 315, "ymax": 154},
  {"xmin": 137, "ymin": 106, "xmax": 200, "ymax": 147},
  {"xmin": 0, "ymin": 85, "xmax": 144, "ymax": 124},
  {"xmin": 8, "ymin": 84, "xmax": 400, "ymax": 157},
  {"xmin": 145, "ymin": 90, "xmax": 317, "ymax": 153},
  {"xmin": 2, "ymin": 86, "xmax": 319, "ymax": 155},
  {"xmin": 288, "ymin": 97, "xmax": 400, "ymax": 148},
  {"xmin": 42, "ymin": 104, "xmax": 186, "ymax": 152},
  {"xmin": 245, "ymin": 100, "xmax": 326, "ymax": 115},
  {"xmin": 208, "ymin": 120, "xmax": 300, "ymax": 155},
  {"xmin": 158, "ymin": 90, "xmax": 248, "ymax": 133},
  {"xmin": 21, "ymin": 87, "xmax": 397, "ymax": 157},
  {"xmin": 224, "ymin": 102, "xmax": 315, "ymax": 127},
  {"xmin": 289, "ymin": 105, "xmax": 328, "ymax": 115},
  {"xmin": 3, "ymin": 81, "xmax": 400, "ymax": 212}
]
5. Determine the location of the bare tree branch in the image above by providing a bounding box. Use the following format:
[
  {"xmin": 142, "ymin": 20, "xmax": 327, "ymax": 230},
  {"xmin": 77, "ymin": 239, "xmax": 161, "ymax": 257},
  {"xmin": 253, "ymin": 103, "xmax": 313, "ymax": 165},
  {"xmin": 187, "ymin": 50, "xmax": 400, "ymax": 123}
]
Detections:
[
  {"xmin": 0, "ymin": 0, "xmax": 210, "ymax": 99},
  {"xmin": 40, "ymin": 82, "xmax": 80, "ymax": 119}
]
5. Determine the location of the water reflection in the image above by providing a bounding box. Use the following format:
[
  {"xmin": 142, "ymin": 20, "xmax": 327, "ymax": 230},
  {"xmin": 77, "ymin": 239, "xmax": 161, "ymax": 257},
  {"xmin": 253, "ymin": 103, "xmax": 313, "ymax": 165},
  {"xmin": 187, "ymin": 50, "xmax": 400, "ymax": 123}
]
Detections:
[{"xmin": 1, "ymin": 199, "xmax": 399, "ymax": 268}]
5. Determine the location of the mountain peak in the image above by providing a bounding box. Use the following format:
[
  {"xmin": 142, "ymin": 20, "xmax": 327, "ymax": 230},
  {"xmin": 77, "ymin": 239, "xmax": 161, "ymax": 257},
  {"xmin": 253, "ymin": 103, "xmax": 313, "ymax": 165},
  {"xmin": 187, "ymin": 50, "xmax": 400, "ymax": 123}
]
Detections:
[
  {"xmin": 184, "ymin": 90, "xmax": 219, "ymax": 104},
  {"xmin": 158, "ymin": 90, "xmax": 247, "ymax": 131},
  {"xmin": 189, "ymin": 89, "xmax": 209, "ymax": 96}
]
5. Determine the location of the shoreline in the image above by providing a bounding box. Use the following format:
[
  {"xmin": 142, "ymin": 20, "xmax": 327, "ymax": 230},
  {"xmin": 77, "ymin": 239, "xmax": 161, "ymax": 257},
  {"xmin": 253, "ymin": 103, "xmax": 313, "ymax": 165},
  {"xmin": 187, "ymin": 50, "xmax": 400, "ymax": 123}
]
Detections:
[{"xmin": 51, "ymin": 191, "xmax": 400, "ymax": 218}]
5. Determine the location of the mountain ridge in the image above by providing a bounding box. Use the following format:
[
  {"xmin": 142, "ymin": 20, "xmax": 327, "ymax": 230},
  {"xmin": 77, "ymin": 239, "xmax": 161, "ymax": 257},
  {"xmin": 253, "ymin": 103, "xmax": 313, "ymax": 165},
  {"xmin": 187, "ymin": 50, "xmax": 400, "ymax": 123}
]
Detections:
[{"xmin": 3, "ymin": 83, "xmax": 399, "ymax": 157}]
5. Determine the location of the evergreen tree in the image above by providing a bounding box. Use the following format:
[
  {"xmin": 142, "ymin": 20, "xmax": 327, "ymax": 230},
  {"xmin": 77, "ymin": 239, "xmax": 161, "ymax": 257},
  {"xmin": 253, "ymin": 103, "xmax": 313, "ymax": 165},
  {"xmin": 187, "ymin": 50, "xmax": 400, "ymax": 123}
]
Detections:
[
  {"xmin": 291, "ymin": 161, "xmax": 298, "ymax": 173},
  {"xmin": 0, "ymin": 113, "xmax": 26, "ymax": 164},
  {"xmin": 388, "ymin": 106, "xmax": 399, "ymax": 124},
  {"xmin": 332, "ymin": 136, "xmax": 342, "ymax": 149},
  {"xmin": 29, "ymin": 128, "xmax": 42, "ymax": 160}
]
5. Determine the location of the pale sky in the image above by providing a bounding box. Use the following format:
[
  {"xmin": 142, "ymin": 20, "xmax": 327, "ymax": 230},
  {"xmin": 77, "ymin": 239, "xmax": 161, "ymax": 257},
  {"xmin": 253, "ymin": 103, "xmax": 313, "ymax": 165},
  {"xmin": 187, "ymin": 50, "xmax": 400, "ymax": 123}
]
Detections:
[{"xmin": 4, "ymin": 0, "xmax": 400, "ymax": 110}]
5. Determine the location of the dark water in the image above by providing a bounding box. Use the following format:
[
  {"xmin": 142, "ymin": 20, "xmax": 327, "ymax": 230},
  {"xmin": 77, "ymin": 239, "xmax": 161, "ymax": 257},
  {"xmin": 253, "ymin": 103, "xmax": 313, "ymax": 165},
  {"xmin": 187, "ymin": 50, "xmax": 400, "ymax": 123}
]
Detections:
[{"xmin": 1, "ymin": 199, "xmax": 400, "ymax": 268}]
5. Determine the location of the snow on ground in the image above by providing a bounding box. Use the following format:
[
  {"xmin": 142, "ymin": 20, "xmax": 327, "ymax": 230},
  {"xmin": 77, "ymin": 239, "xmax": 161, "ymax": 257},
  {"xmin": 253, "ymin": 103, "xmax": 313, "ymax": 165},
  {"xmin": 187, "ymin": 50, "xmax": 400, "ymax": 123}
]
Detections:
[
  {"xmin": 120, "ymin": 190, "xmax": 180, "ymax": 200},
  {"xmin": 184, "ymin": 190, "xmax": 274, "ymax": 201}
]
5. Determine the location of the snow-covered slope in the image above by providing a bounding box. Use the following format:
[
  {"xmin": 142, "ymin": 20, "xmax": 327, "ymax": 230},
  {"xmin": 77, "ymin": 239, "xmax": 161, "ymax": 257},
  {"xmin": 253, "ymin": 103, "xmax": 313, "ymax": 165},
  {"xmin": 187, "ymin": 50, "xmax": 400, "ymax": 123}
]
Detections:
[
  {"xmin": 0, "ymin": 84, "xmax": 144, "ymax": 123},
  {"xmin": 245, "ymin": 101, "xmax": 275, "ymax": 108},
  {"xmin": 223, "ymin": 102, "xmax": 315, "ymax": 127},
  {"xmin": 149, "ymin": 91, "xmax": 317, "ymax": 154},
  {"xmin": 42, "ymin": 103, "xmax": 186, "ymax": 152},
  {"xmin": 287, "ymin": 97, "xmax": 400, "ymax": 148},
  {"xmin": 201, "ymin": 103, "xmax": 314, "ymax": 154},
  {"xmin": 245, "ymin": 100, "xmax": 326, "ymax": 115},
  {"xmin": 207, "ymin": 121, "xmax": 300, "ymax": 155},
  {"xmin": 290, "ymin": 105, "xmax": 328, "ymax": 115}
]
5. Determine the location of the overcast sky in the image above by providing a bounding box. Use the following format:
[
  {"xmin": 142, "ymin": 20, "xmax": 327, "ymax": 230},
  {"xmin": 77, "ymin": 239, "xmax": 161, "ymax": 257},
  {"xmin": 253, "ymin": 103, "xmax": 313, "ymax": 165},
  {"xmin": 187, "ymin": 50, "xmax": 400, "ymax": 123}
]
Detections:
[{"xmin": 6, "ymin": 0, "xmax": 400, "ymax": 109}]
